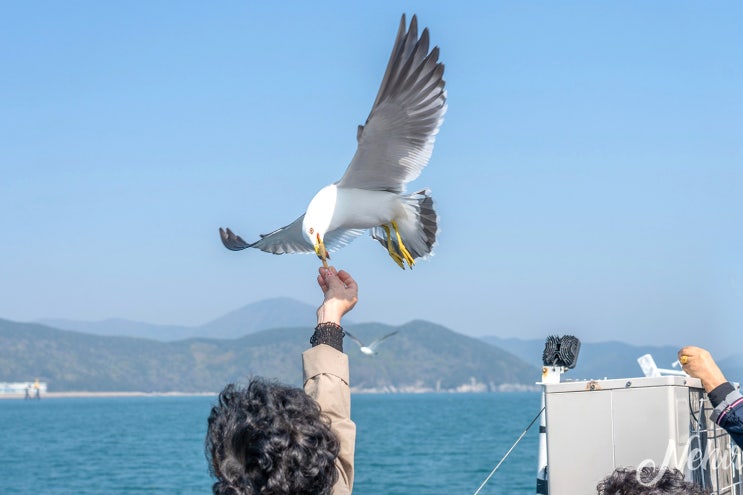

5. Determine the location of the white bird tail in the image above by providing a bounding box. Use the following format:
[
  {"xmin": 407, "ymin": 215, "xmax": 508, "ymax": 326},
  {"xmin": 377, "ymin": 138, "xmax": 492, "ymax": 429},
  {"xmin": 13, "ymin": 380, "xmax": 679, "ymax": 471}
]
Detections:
[{"xmin": 371, "ymin": 189, "xmax": 438, "ymax": 262}]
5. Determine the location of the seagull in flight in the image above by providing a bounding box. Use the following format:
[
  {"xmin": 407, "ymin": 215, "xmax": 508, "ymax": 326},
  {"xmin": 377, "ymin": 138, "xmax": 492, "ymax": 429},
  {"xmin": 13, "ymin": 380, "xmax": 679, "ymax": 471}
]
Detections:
[
  {"xmin": 220, "ymin": 14, "xmax": 446, "ymax": 269},
  {"xmin": 345, "ymin": 330, "xmax": 399, "ymax": 356}
]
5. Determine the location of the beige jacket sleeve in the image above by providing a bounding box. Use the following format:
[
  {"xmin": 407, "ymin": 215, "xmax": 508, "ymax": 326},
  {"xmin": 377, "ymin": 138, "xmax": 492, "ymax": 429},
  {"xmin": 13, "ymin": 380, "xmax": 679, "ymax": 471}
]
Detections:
[{"xmin": 303, "ymin": 344, "xmax": 356, "ymax": 495}]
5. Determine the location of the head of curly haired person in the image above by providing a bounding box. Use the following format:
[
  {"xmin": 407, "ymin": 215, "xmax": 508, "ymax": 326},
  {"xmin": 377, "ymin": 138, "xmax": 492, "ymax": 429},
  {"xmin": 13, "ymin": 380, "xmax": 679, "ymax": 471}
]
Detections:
[
  {"xmin": 206, "ymin": 379, "xmax": 340, "ymax": 495},
  {"xmin": 597, "ymin": 467, "xmax": 710, "ymax": 495}
]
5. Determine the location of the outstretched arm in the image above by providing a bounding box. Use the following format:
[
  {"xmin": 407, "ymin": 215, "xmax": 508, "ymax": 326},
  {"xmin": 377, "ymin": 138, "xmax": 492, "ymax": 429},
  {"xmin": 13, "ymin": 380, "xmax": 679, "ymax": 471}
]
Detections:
[{"xmin": 304, "ymin": 266, "xmax": 358, "ymax": 494}]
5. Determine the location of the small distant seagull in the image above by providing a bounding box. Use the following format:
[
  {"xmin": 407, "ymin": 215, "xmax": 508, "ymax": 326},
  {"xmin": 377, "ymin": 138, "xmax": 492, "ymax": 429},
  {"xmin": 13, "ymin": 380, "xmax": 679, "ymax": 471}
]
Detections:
[
  {"xmin": 219, "ymin": 14, "xmax": 446, "ymax": 269},
  {"xmin": 345, "ymin": 330, "xmax": 399, "ymax": 356}
]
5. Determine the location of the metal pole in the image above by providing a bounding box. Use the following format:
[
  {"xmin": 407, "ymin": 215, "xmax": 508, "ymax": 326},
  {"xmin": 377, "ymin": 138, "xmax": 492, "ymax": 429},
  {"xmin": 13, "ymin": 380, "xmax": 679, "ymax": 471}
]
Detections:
[{"xmin": 536, "ymin": 366, "xmax": 564, "ymax": 495}]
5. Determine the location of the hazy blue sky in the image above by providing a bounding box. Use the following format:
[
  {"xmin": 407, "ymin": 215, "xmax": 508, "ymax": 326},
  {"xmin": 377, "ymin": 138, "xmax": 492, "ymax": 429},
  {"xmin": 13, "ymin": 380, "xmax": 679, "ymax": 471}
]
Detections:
[{"xmin": 1, "ymin": 2, "xmax": 740, "ymax": 360}]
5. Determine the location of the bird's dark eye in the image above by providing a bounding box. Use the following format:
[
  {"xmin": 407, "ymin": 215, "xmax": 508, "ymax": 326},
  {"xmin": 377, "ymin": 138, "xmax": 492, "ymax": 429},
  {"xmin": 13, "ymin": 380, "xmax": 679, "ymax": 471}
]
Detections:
[{"xmin": 309, "ymin": 228, "xmax": 314, "ymax": 235}]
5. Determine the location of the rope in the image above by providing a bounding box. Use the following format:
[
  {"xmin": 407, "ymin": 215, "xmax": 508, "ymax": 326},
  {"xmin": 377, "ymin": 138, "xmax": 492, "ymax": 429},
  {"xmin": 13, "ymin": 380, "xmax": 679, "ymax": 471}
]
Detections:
[{"xmin": 472, "ymin": 406, "xmax": 545, "ymax": 495}]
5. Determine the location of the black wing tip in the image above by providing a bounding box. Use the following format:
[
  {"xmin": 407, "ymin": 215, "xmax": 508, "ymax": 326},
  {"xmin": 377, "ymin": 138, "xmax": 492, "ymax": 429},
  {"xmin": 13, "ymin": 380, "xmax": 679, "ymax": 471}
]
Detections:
[
  {"xmin": 399, "ymin": 13, "xmax": 419, "ymax": 36},
  {"xmin": 219, "ymin": 227, "xmax": 252, "ymax": 251}
]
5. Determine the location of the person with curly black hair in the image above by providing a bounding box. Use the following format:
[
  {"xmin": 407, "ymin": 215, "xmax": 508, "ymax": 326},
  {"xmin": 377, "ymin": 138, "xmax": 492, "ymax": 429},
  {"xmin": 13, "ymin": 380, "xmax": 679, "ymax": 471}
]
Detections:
[
  {"xmin": 597, "ymin": 467, "xmax": 709, "ymax": 494},
  {"xmin": 207, "ymin": 266, "xmax": 358, "ymax": 495}
]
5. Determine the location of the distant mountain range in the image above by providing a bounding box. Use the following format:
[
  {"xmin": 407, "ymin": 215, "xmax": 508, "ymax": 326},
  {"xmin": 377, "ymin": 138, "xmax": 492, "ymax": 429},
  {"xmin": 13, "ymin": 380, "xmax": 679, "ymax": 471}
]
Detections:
[
  {"xmin": 719, "ymin": 354, "xmax": 743, "ymax": 386},
  {"xmin": 0, "ymin": 318, "xmax": 537, "ymax": 393},
  {"xmin": 38, "ymin": 297, "xmax": 321, "ymax": 341},
  {"xmin": 484, "ymin": 336, "xmax": 742, "ymax": 385},
  {"xmin": 6, "ymin": 298, "xmax": 738, "ymax": 392}
]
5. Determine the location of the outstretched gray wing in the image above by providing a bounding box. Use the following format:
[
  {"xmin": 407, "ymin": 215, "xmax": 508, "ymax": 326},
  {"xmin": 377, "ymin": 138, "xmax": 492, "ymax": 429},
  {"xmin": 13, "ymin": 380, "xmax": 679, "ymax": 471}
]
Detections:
[
  {"xmin": 344, "ymin": 330, "xmax": 365, "ymax": 348},
  {"xmin": 219, "ymin": 215, "xmax": 313, "ymax": 255},
  {"xmin": 323, "ymin": 227, "xmax": 366, "ymax": 253},
  {"xmin": 368, "ymin": 331, "xmax": 399, "ymax": 351},
  {"xmin": 338, "ymin": 14, "xmax": 447, "ymax": 193}
]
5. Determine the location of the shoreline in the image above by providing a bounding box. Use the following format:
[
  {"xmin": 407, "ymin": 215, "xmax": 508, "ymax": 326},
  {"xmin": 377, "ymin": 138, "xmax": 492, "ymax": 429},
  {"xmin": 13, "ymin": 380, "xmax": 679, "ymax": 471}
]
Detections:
[
  {"xmin": 0, "ymin": 388, "xmax": 541, "ymax": 400},
  {"xmin": 0, "ymin": 391, "xmax": 217, "ymax": 400},
  {"xmin": 0, "ymin": 387, "xmax": 539, "ymax": 401}
]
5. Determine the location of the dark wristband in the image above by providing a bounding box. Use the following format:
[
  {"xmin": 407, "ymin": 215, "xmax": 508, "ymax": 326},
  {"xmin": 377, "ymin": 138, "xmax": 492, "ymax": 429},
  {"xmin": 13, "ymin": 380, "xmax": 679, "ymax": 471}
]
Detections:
[
  {"xmin": 310, "ymin": 322, "xmax": 344, "ymax": 352},
  {"xmin": 708, "ymin": 382, "xmax": 735, "ymax": 408}
]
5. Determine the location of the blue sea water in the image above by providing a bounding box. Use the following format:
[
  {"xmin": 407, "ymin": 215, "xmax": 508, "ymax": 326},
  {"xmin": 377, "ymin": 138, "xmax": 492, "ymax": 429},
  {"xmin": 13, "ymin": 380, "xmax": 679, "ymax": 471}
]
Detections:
[{"xmin": 0, "ymin": 393, "xmax": 542, "ymax": 494}]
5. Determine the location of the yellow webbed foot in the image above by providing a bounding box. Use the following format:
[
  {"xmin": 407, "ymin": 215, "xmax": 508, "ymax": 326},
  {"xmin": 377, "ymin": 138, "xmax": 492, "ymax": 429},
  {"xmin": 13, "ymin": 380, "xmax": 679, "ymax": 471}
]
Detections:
[
  {"xmin": 381, "ymin": 224, "xmax": 406, "ymax": 269},
  {"xmin": 391, "ymin": 221, "xmax": 415, "ymax": 269}
]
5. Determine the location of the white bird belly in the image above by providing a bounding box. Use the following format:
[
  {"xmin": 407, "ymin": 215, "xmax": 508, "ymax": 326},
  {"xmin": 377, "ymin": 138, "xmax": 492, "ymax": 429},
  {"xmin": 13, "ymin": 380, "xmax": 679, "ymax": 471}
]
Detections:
[{"xmin": 330, "ymin": 188, "xmax": 402, "ymax": 230}]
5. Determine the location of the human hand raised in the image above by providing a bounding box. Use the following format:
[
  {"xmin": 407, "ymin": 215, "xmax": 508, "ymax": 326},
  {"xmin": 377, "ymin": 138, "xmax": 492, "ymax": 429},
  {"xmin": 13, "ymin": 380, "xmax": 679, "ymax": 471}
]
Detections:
[
  {"xmin": 678, "ymin": 346, "xmax": 727, "ymax": 393},
  {"xmin": 316, "ymin": 266, "xmax": 358, "ymax": 325}
]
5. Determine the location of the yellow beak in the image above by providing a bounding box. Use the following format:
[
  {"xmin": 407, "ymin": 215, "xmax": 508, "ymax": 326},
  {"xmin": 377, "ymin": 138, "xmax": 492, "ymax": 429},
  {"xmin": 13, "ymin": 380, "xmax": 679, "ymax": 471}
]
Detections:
[{"xmin": 314, "ymin": 233, "xmax": 329, "ymax": 268}]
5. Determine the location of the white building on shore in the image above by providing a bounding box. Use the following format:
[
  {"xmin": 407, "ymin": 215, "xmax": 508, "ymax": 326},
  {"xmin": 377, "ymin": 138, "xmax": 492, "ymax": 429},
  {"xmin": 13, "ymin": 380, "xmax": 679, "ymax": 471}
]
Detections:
[{"xmin": 0, "ymin": 380, "xmax": 48, "ymax": 396}]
